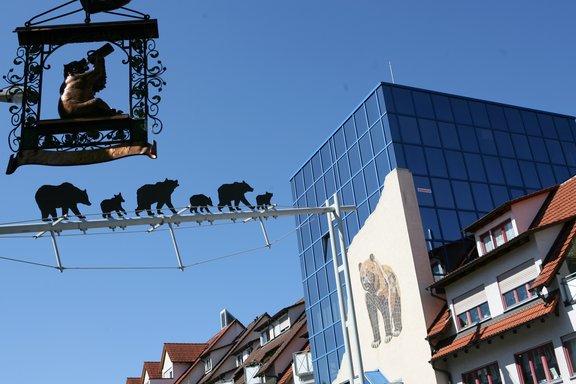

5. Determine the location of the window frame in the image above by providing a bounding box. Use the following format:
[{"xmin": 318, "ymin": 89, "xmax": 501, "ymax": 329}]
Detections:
[
  {"xmin": 462, "ymin": 361, "xmax": 502, "ymax": 384},
  {"xmin": 480, "ymin": 219, "xmax": 516, "ymax": 255},
  {"xmin": 501, "ymin": 279, "xmax": 536, "ymax": 310},
  {"xmin": 456, "ymin": 301, "xmax": 490, "ymax": 330},
  {"xmin": 514, "ymin": 342, "xmax": 561, "ymax": 383},
  {"xmin": 562, "ymin": 333, "xmax": 576, "ymax": 377}
]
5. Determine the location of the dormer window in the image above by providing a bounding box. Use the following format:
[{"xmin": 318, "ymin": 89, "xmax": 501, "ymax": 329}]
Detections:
[
  {"xmin": 204, "ymin": 357, "xmax": 213, "ymax": 373},
  {"xmin": 480, "ymin": 220, "xmax": 515, "ymax": 254},
  {"xmin": 453, "ymin": 286, "xmax": 491, "ymax": 330},
  {"xmin": 260, "ymin": 314, "xmax": 291, "ymax": 345}
]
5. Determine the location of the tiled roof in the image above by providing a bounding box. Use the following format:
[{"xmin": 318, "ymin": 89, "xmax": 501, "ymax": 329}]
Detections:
[
  {"xmin": 427, "ymin": 305, "xmax": 451, "ymax": 338},
  {"xmin": 143, "ymin": 362, "xmax": 162, "ymax": 379},
  {"xmin": 431, "ymin": 293, "xmax": 559, "ymax": 361},
  {"xmin": 277, "ymin": 365, "xmax": 293, "ymax": 384},
  {"xmin": 532, "ymin": 220, "xmax": 576, "ymax": 290},
  {"xmin": 163, "ymin": 343, "xmax": 208, "ymax": 363},
  {"xmin": 126, "ymin": 378, "xmax": 141, "ymax": 384},
  {"xmin": 532, "ymin": 176, "xmax": 576, "ymax": 228}
]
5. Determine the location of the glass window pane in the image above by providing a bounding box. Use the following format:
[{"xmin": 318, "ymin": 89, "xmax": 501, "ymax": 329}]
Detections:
[
  {"xmin": 519, "ymin": 160, "xmax": 542, "ymax": 189},
  {"xmin": 354, "ymin": 107, "xmax": 368, "ymax": 136},
  {"xmin": 472, "ymin": 183, "xmax": 493, "ymax": 212},
  {"xmin": 359, "ymin": 134, "xmax": 373, "ymax": 165},
  {"xmin": 511, "ymin": 134, "xmax": 533, "ymax": 160},
  {"xmin": 419, "ymin": 118, "xmax": 441, "ymax": 147},
  {"xmin": 458, "ymin": 124, "xmax": 480, "ymax": 153},
  {"xmin": 412, "ymin": 91, "xmax": 435, "ymax": 119},
  {"xmin": 398, "ymin": 115, "xmax": 421, "ymax": 144},
  {"xmin": 425, "ymin": 147, "xmax": 448, "ymax": 177},
  {"xmin": 375, "ymin": 151, "xmax": 391, "ymax": 183},
  {"xmin": 431, "ymin": 94, "xmax": 453, "ymax": 122},
  {"xmin": 414, "ymin": 176, "xmax": 434, "ymax": 206},
  {"xmin": 320, "ymin": 142, "xmax": 332, "ymax": 171},
  {"xmin": 493, "ymin": 131, "xmax": 515, "ymax": 157},
  {"xmin": 334, "ymin": 127, "xmax": 346, "ymax": 158},
  {"xmin": 357, "ymin": 201, "xmax": 370, "ymax": 229},
  {"xmin": 451, "ymin": 98, "xmax": 472, "ymax": 125},
  {"xmin": 363, "ymin": 162, "xmax": 379, "ymax": 196},
  {"xmin": 483, "ymin": 156, "xmax": 505, "ymax": 184},
  {"xmin": 528, "ymin": 136, "xmax": 550, "ymax": 162},
  {"xmin": 344, "ymin": 118, "xmax": 356, "ymax": 147},
  {"xmin": 365, "ymin": 93, "xmax": 380, "ymax": 127},
  {"xmin": 554, "ymin": 165, "xmax": 569, "ymax": 183},
  {"xmin": 420, "ymin": 207, "xmax": 441, "ymax": 246},
  {"xmin": 337, "ymin": 155, "xmax": 351, "ymax": 185},
  {"xmin": 504, "ymin": 108, "xmax": 525, "ymax": 133},
  {"xmin": 317, "ymin": 266, "xmax": 329, "ymax": 297},
  {"xmin": 545, "ymin": 139, "xmax": 565, "ymax": 164},
  {"xmin": 490, "ymin": 185, "xmax": 510, "ymax": 206},
  {"xmin": 522, "ymin": 111, "xmax": 542, "ymax": 136},
  {"xmin": 352, "ymin": 172, "xmax": 367, "ymax": 203},
  {"xmin": 388, "ymin": 114, "xmax": 402, "ymax": 142},
  {"xmin": 562, "ymin": 142, "xmax": 576, "ymax": 167},
  {"xmin": 439, "ymin": 122, "xmax": 460, "ymax": 149},
  {"xmin": 312, "ymin": 153, "xmax": 322, "ymax": 181},
  {"xmin": 392, "ymin": 88, "xmax": 415, "ymax": 115},
  {"xmin": 377, "ymin": 86, "xmax": 389, "ymax": 114},
  {"xmin": 464, "ymin": 153, "xmax": 487, "ymax": 182},
  {"xmin": 452, "ymin": 181, "xmax": 475, "ymax": 210},
  {"xmin": 432, "ymin": 178, "xmax": 455, "ymax": 208},
  {"xmin": 501, "ymin": 158, "xmax": 523, "ymax": 186},
  {"xmin": 477, "ymin": 128, "xmax": 497, "ymax": 155},
  {"xmin": 308, "ymin": 274, "xmax": 319, "ymax": 303},
  {"xmin": 555, "ymin": 116, "xmax": 573, "ymax": 141},
  {"xmin": 341, "ymin": 182, "xmax": 354, "ymax": 206},
  {"xmin": 348, "ymin": 143, "xmax": 362, "ymax": 175},
  {"xmin": 445, "ymin": 151, "xmax": 468, "ymax": 180},
  {"xmin": 404, "ymin": 144, "xmax": 427, "ymax": 175},
  {"xmin": 370, "ymin": 120, "xmax": 386, "ymax": 154},
  {"xmin": 294, "ymin": 170, "xmax": 304, "ymax": 198},
  {"xmin": 538, "ymin": 114, "xmax": 557, "ymax": 139},
  {"xmin": 469, "ymin": 101, "xmax": 490, "ymax": 127},
  {"xmin": 487, "ymin": 105, "xmax": 508, "ymax": 130},
  {"xmin": 382, "ymin": 116, "xmax": 393, "ymax": 144},
  {"xmin": 324, "ymin": 169, "xmax": 337, "ymax": 196}
]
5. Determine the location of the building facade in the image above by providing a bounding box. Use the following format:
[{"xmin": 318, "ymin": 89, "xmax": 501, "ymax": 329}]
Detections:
[{"xmin": 289, "ymin": 82, "xmax": 576, "ymax": 384}]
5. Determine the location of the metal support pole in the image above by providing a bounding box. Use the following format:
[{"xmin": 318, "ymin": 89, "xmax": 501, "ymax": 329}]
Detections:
[
  {"xmin": 167, "ymin": 222, "xmax": 184, "ymax": 271},
  {"xmin": 34, "ymin": 215, "xmax": 67, "ymax": 238},
  {"xmin": 49, "ymin": 230, "xmax": 64, "ymax": 273},
  {"xmin": 147, "ymin": 206, "xmax": 190, "ymax": 233},
  {"xmin": 327, "ymin": 199, "xmax": 356, "ymax": 384},
  {"xmin": 258, "ymin": 218, "xmax": 271, "ymax": 248},
  {"xmin": 333, "ymin": 193, "xmax": 365, "ymax": 384}
]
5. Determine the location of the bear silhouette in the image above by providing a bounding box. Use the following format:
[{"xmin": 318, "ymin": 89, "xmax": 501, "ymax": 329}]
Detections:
[
  {"xmin": 256, "ymin": 192, "xmax": 273, "ymax": 210},
  {"xmin": 217, "ymin": 181, "xmax": 255, "ymax": 212},
  {"xmin": 135, "ymin": 178, "xmax": 179, "ymax": 216},
  {"xmin": 35, "ymin": 182, "xmax": 92, "ymax": 221},
  {"xmin": 100, "ymin": 193, "xmax": 127, "ymax": 218},
  {"xmin": 189, "ymin": 194, "xmax": 213, "ymax": 214}
]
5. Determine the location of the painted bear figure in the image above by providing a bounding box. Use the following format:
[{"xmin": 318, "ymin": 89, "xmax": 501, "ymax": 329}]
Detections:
[
  {"xmin": 189, "ymin": 194, "xmax": 213, "ymax": 214},
  {"xmin": 217, "ymin": 181, "xmax": 255, "ymax": 212},
  {"xmin": 135, "ymin": 178, "xmax": 179, "ymax": 216},
  {"xmin": 35, "ymin": 182, "xmax": 92, "ymax": 221},
  {"xmin": 100, "ymin": 193, "xmax": 127, "ymax": 218},
  {"xmin": 256, "ymin": 192, "xmax": 273, "ymax": 210},
  {"xmin": 359, "ymin": 253, "xmax": 402, "ymax": 348}
]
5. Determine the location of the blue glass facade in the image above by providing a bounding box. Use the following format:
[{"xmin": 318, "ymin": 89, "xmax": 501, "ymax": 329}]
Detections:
[{"xmin": 289, "ymin": 82, "xmax": 576, "ymax": 384}]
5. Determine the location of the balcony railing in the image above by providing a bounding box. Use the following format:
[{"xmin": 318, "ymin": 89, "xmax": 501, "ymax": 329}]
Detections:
[{"xmin": 293, "ymin": 352, "xmax": 313, "ymax": 377}]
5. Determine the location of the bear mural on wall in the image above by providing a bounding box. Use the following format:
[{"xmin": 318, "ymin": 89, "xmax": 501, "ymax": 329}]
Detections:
[
  {"xmin": 100, "ymin": 193, "xmax": 127, "ymax": 218},
  {"xmin": 35, "ymin": 182, "xmax": 92, "ymax": 221},
  {"xmin": 217, "ymin": 181, "xmax": 255, "ymax": 212},
  {"xmin": 189, "ymin": 194, "xmax": 213, "ymax": 214},
  {"xmin": 359, "ymin": 253, "xmax": 402, "ymax": 347},
  {"xmin": 256, "ymin": 192, "xmax": 273, "ymax": 210},
  {"xmin": 135, "ymin": 178, "xmax": 179, "ymax": 216}
]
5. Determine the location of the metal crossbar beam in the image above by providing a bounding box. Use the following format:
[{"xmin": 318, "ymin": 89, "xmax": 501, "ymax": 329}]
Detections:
[{"xmin": 0, "ymin": 206, "xmax": 355, "ymax": 236}]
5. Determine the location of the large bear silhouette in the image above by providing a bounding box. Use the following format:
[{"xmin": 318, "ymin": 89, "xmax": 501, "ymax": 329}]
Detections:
[
  {"xmin": 189, "ymin": 194, "xmax": 213, "ymax": 214},
  {"xmin": 35, "ymin": 182, "xmax": 92, "ymax": 221},
  {"xmin": 217, "ymin": 181, "xmax": 255, "ymax": 212},
  {"xmin": 100, "ymin": 193, "xmax": 127, "ymax": 218},
  {"xmin": 135, "ymin": 178, "xmax": 179, "ymax": 216}
]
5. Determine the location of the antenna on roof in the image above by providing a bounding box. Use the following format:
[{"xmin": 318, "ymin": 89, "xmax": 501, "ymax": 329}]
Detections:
[{"xmin": 388, "ymin": 61, "xmax": 396, "ymax": 84}]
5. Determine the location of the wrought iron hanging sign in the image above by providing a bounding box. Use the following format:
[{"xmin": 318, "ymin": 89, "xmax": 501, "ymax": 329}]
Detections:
[{"xmin": 3, "ymin": 0, "xmax": 166, "ymax": 174}]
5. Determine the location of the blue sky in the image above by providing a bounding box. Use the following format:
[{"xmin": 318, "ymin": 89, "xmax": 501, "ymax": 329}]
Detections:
[{"xmin": 0, "ymin": 1, "xmax": 575, "ymax": 384}]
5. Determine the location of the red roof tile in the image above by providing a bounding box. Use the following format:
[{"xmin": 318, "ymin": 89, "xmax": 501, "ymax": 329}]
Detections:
[
  {"xmin": 533, "ymin": 176, "xmax": 576, "ymax": 228},
  {"xmin": 163, "ymin": 343, "xmax": 207, "ymax": 363},
  {"xmin": 431, "ymin": 293, "xmax": 559, "ymax": 360},
  {"xmin": 126, "ymin": 378, "xmax": 141, "ymax": 384},
  {"xmin": 143, "ymin": 362, "xmax": 162, "ymax": 379},
  {"xmin": 427, "ymin": 305, "xmax": 451, "ymax": 338},
  {"xmin": 532, "ymin": 220, "xmax": 576, "ymax": 290},
  {"xmin": 277, "ymin": 365, "xmax": 293, "ymax": 384}
]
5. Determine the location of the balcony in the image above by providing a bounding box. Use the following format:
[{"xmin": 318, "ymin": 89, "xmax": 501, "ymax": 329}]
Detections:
[{"xmin": 293, "ymin": 352, "xmax": 313, "ymax": 378}]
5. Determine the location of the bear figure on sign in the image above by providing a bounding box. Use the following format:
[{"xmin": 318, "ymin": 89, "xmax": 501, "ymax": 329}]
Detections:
[
  {"xmin": 35, "ymin": 182, "xmax": 92, "ymax": 221},
  {"xmin": 101, "ymin": 193, "xmax": 127, "ymax": 218},
  {"xmin": 135, "ymin": 178, "xmax": 179, "ymax": 216},
  {"xmin": 256, "ymin": 192, "xmax": 273, "ymax": 210},
  {"xmin": 189, "ymin": 194, "xmax": 213, "ymax": 214},
  {"xmin": 217, "ymin": 181, "xmax": 255, "ymax": 212}
]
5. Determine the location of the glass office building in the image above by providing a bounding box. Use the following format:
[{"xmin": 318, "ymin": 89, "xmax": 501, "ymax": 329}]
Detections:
[{"xmin": 289, "ymin": 82, "xmax": 576, "ymax": 384}]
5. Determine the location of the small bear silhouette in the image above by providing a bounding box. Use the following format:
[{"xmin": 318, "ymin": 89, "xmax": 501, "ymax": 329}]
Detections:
[
  {"xmin": 256, "ymin": 192, "xmax": 273, "ymax": 210},
  {"xmin": 217, "ymin": 181, "xmax": 255, "ymax": 212},
  {"xmin": 35, "ymin": 182, "xmax": 92, "ymax": 221},
  {"xmin": 189, "ymin": 194, "xmax": 213, "ymax": 214},
  {"xmin": 100, "ymin": 193, "xmax": 127, "ymax": 218},
  {"xmin": 135, "ymin": 178, "xmax": 179, "ymax": 216}
]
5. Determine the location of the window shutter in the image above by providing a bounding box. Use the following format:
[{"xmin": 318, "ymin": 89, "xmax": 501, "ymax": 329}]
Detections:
[
  {"xmin": 498, "ymin": 260, "xmax": 537, "ymax": 293},
  {"xmin": 453, "ymin": 286, "xmax": 487, "ymax": 314}
]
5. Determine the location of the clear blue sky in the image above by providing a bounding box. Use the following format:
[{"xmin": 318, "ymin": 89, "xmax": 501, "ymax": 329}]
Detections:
[{"xmin": 0, "ymin": 1, "xmax": 574, "ymax": 384}]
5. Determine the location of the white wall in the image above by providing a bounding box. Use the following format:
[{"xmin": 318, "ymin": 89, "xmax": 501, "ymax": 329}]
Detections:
[{"xmin": 333, "ymin": 168, "xmax": 444, "ymax": 384}]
